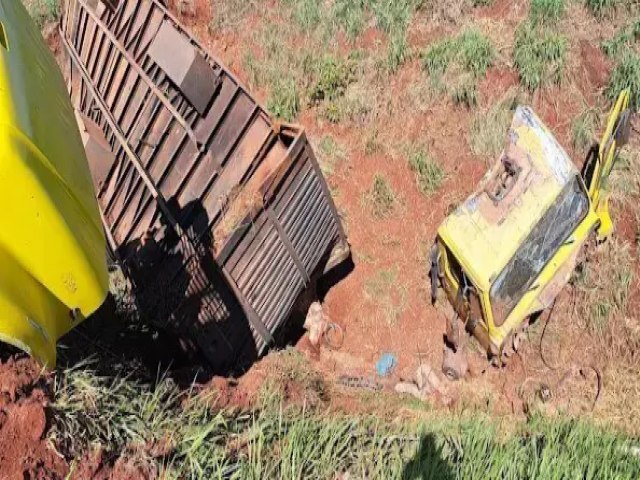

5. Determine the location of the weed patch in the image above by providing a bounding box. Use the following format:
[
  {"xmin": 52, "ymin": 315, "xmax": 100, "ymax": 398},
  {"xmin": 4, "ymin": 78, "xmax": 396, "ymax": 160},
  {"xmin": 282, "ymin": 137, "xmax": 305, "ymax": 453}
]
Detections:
[
  {"xmin": 407, "ymin": 147, "xmax": 445, "ymax": 195},
  {"xmin": 421, "ymin": 29, "xmax": 495, "ymax": 106},
  {"xmin": 513, "ymin": 22, "xmax": 566, "ymax": 91},
  {"xmin": 308, "ymin": 56, "xmax": 353, "ymax": 103},
  {"xmin": 364, "ymin": 173, "xmax": 397, "ymax": 218}
]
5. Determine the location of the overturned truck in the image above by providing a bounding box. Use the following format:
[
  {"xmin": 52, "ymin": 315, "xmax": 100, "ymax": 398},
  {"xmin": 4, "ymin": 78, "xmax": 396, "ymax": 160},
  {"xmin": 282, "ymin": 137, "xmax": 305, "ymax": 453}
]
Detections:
[{"xmin": 60, "ymin": 0, "xmax": 350, "ymax": 370}]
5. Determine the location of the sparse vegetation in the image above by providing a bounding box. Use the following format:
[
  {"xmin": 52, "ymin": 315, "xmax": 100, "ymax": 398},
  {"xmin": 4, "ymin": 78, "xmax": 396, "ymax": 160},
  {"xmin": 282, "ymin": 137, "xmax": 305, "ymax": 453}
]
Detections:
[
  {"xmin": 364, "ymin": 267, "xmax": 407, "ymax": 324},
  {"xmin": 571, "ymin": 107, "xmax": 598, "ymax": 153},
  {"xmin": 24, "ymin": 0, "xmax": 60, "ymax": 29},
  {"xmin": 585, "ymin": 0, "xmax": 617, "ymax": 17},
  {"xmin": 513, "ymin": 22, "xmax": 566, "ymax": 90},
  {"xmin": 317, "ymin": 135, "xmax": 346, "ymax": 176},
  {"xmin": 602, "ymin": 19, "xmax": 640, "ymax": 57},
  {"xmin": 421, "ymin": 29, "xmax": 495, "ymax": 105},
  {"xmin": 408, "ymin": 147, "xmax": 445, "ymax": 195},
  {"xmin": 365, "ymin": 173, "xmax": 397, "ymax": 218},
  {"xmin": 577, "ymin": 240, "xmax": 634, "ymax": 354}
]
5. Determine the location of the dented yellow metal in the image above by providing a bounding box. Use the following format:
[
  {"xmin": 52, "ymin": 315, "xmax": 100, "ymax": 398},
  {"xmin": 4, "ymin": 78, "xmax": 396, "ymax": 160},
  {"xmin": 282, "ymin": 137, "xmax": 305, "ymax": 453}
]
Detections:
[
  {"xmin": 435, "ymin": 91, "xmax": 631, "ymax": 357},
  {"xmin": 0, "ymin": 0, "xmax": 109, "ymax": 365}
]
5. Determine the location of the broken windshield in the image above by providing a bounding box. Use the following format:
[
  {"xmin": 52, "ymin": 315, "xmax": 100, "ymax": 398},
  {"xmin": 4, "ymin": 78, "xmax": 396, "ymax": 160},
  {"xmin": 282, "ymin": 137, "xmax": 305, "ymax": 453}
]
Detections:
[{"xmin": 490, "ymin": 176, "xmax": 589, "ymax": 326}]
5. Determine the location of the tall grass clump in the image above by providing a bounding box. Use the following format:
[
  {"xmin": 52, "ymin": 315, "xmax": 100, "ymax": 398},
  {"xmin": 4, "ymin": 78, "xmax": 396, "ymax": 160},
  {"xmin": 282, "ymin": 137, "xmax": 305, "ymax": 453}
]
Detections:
[
  {"xmin": 408, "ymin": 148, "xmax": 445, "ymax": 195},
  {"xmin": 513, "ymin": 22, "xmax": 566, "ymax": 90},
  {"xmin": 267, "ymin": 77, "xmax": 300, "ymax": 121},
  {"xmin": 606, "ymin": 52, "xmax": 640, "ymax": 111},
  {"xmin": 530, "ymin": 0, "xmax": 566, "ymax": 25},
  {"xmin": 422, "ymin": 29, "xmax": 495, "ymax": 106}
]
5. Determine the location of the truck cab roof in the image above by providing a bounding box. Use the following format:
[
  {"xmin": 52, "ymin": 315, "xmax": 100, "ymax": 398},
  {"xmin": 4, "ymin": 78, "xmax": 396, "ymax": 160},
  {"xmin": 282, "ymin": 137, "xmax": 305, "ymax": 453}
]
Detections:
[{"xmin": 437, "ymin": 106, "xmax": 582, "ymax": 291}]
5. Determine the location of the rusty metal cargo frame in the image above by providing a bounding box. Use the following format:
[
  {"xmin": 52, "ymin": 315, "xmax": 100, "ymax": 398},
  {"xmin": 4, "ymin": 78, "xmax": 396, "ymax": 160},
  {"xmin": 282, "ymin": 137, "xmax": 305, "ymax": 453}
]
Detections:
[{"xmin": 59, "ymin": 0, "xmax": 349, "ymax": 368}]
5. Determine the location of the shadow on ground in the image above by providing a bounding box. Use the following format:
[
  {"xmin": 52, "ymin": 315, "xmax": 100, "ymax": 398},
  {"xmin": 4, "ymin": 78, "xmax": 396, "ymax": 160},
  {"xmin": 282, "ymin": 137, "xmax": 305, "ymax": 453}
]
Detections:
[{"xmin": 401, "ymin": 434, "xmax": 454, "ymax": 480}]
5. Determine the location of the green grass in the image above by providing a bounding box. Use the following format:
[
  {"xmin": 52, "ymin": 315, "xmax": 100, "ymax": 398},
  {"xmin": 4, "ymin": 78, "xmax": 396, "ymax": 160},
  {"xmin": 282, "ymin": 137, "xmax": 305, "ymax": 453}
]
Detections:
[
  {"xmin": 49, "ymin": 362, "xmax": 640, "ymax": 479},
  {"xmin": 513, "ymin": 22, "xmax": 566, "ymax": 91},
  {"xmin": 530, "ymin": 0, "xmax": 566, "ymax": 25},
  {"xmin": 365, "ymin": 173, "xmax": 397, "ymax": 218},
  {"xmin": 606, "ymin": 52, "xmax": 640, "ymax": 111},
  {"xmin": 571, "ymin": 107, "xmax": 598, "ymax": 153},
  {"xmin": 266, "ymin": 77, "xmax": 300, "ymax": 121},
  {"xmin": 408, "ymin": 148, "xmax": 445, "ymax": 195},
  {"xmin": 332, "ymin": 0, "xmax": 368, "ymax": 39},
  {"xmin": 25, "ymin": 0, "xmax": 60, "ymax": 29},
  {"xmin": 421, "ymin": 29, "xmax": 495, "ymax": 105}
]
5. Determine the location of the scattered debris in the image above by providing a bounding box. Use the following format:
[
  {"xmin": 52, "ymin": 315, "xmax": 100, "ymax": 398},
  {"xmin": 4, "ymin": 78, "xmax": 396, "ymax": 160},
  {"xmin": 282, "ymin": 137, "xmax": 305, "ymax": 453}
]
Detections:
[
  {"xmin": 395, "ymin": 364, "xmax": 449, "ymax": 403},
  {"xmin": 376, "ymin": 353, "xmax": 397, "ymax": 377},
  {"xmin": 337, "ymin": 375, "xmax": 382, "ymax": 391}
]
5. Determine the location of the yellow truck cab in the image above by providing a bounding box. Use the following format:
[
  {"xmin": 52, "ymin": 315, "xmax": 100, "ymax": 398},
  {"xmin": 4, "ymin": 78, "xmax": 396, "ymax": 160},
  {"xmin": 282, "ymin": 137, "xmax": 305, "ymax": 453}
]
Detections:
[
  {"xmin": 0, "ymin": 0, "xmax": 109, "ymax": 365},
  {"xmin": 431, "ymin": 91, "xmax": 631, "ymax": 377}
]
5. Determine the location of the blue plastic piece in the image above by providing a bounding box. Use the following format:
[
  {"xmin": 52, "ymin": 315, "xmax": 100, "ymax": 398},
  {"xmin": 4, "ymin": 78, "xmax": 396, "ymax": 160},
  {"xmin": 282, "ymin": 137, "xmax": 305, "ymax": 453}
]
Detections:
[{"xmin": 376, "ymin": 353, "xmax": 397, "ymax": 377}]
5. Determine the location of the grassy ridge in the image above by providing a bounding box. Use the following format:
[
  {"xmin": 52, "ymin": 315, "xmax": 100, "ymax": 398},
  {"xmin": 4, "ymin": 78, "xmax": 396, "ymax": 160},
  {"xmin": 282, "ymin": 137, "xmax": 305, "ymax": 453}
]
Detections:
[{"xmin": 51, "ymin": 363, "xmax": 640, "ymax": 479}]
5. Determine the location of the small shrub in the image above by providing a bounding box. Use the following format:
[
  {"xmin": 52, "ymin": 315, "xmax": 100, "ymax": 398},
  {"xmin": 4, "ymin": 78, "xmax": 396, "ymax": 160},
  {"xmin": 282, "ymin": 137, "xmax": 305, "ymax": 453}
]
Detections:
[
  {"xmin": 571, "ymin": 108, "xmax": 598, "ymax": 152},
  {"xmin": 530, "ymin": 0, "xmax": 566, "ymax": 25},
  {"xmin": 606, "ymin": 52, "xmax": 640, "ymax": 111},
  {"xmin": 309, "ymin": 56, "xmax": 353, "ymax": 103},
  {"xmin": 513, "ymin": 22, "xmax": 566, "ymax": 91},
  {"xmin": 267, "ymin": 77, "xmax": 300, "ymax": 122},
  {"xmin": 408, "ymin": 149, "xmax": 445, "ymax": 195},
  {"xmin": 365, "ymin": 173, "xmax": 397, "ymax": 218},
  {"xmin": 458, "ymin": 29, "xmax": 495, "ymax": 77}
]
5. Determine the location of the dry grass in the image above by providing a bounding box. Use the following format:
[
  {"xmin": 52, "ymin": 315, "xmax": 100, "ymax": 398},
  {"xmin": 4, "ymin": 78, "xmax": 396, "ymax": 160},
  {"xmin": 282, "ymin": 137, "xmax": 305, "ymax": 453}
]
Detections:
[
  {"xmin": 363, "ymin": 173, "xmax": 398, "ymax": 218},
  {"xmin": 364, "ymin": 267, "xmax": 408, "ymax": 325}
]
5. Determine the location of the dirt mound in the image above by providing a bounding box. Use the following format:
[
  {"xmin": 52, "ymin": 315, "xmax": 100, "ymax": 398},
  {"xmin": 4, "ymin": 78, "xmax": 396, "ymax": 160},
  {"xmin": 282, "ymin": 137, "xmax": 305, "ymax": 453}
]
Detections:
[
  {"xmin": 0, "ymin": 357, "xmax": 68, "ymax": 480},
  {"xmin": 580, "ymin": 40, "xmax": 612, "ymax": 89}
]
